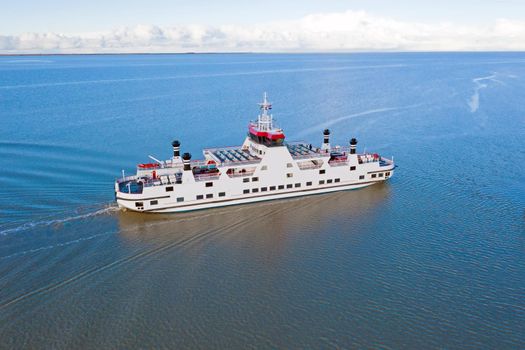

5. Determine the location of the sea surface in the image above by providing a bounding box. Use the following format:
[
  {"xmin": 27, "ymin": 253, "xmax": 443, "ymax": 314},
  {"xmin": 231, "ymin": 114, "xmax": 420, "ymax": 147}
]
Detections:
[{"xmin": 0, "ymin": 53, "xmax": 524, "ymax": 349}]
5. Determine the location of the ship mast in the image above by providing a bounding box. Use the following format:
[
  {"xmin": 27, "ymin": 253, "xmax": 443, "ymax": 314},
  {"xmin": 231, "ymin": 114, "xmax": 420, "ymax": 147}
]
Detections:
[{"xmin": 257, "ymin": 92, "xmax": 273, "ymax": 131}]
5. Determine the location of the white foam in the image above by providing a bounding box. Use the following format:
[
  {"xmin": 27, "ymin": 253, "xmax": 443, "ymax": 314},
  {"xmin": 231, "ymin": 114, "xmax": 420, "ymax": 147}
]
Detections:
[
  {"xmin": 0, "ymin": 204, "xmax": 119, "ymax": 236},
  {"xmin": 468, "ymin": 73, "xmax": 499, "ymax": 113}
]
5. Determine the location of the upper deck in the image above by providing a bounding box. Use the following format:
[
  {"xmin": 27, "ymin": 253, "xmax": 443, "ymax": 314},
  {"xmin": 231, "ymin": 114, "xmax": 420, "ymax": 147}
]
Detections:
[{"xmin": 204, "ymin": 146, "xmax": 261, "ymax": 166}]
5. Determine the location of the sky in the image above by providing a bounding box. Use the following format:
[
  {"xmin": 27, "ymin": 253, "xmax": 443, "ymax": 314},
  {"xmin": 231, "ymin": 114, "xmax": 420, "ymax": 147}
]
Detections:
[{"xmin": 1, "ymin": 0, "xmax": 525, "ymax": 53}]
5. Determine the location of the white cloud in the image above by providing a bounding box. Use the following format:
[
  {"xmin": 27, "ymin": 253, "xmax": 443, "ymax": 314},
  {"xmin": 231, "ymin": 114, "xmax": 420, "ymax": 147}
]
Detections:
[{"xmin": 2, "ymin": 10, "xmax": 525, "ymax": 53}]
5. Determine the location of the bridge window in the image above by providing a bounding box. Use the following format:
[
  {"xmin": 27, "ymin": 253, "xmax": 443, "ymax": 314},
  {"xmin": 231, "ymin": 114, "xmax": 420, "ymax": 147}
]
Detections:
[
  {"xmin": 270, "ymin": 186, "xmax": 276, "ymax": 191},
  {"xmin": 177, "ymin": 197, "xmax": 184, "ymax": 202},
  {"xmin": 252, "ymin": 188, "xmax": 259, "ymax": 193},
  {"xmin": 386, "ymin": 172, "xmax": 391, "ymax": 176},
  {"xmin": 287, "ymin": 163, "xmax": 293, "ymax": 168},
  {"xmin": 319, "ymin": 180, "xmax": 325, "ymax": 185},
  {"xmin": 350, "ymin": 166, "xmax": 356, "ymax": 171},
  {"xmin": 286, "ymin": 184, "xmax": 293, "ymax": 189},
  {"xmin": 205, "ymin": 182, "xmax": 213, "ymax": 187},
  {"xmin": 243, "ymin": 189, "xmax": 249, "ymax": 194},
  {"xmin": 327, "ymin": 179, "xmax": 333, "ymax": 184},
  {"xmin": 261, "ymin": 187, "xmax": 268, "ymax": 192},
  {"xmin": 287, "ymin": 173, "xmax": 293, "ymax": 178},
  {"xmin": 306, "ymin": 181, "xmax": 312, "ymax": 186},
  {"xmin": 319, "ymin": 169, "xmax": 325, "ymax": 174},
  {"xmin": 196, "ymin": 195, "xmax": 203, "ymax": 200},
  {"xmin": 166, "ymin": 186, "xmax": 173, "ymax": 192},
  {"xmin": 243, "ymin": 178, "xmax": 249, "ymax": 183},
  {"xmin": 278, "ymin": 185, "xmax": 285, "ymax": 190},
  {"xmin": 359, "ymin": 175, "xmax": 365, "ymax": 180},
  {"xmin": 150, "ymin": 200, "xmax": 158, "ymax": 205},
  {"xmin": 295, "ymin": 183, "xmax": 301, "ymax": 188},
  {"xmin": 206, "ymin": 194, "xmax": 213, "ymax": 199},
  {"xmin": 219, "ymin": 192, "xmax": 226, "ymax": 197},
  {"xmin": 371, "ymin": 174, "xmax": 377, "ymax": 178},
  {"xmin": 135, "ymin": 202, "xmax": 143, "ymax": 208},
  {"xmin": 252, "ymin": 177, "xmax": 259, "ymax": 182},
  {"xmin": 379, "ymin": 173, "xmax": 384, "ymax": 177},
  {"xmin": 335, "ymin": 178, "xmax": 340, "ymax": 183}
]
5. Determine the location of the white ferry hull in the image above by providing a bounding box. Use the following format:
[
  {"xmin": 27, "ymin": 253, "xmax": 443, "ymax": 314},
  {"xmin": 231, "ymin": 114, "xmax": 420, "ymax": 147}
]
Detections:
[
  {"xmin": 116, "ymin": 177, "xmax": 390, "ymax": 213},
  {"xmin": 115, "ymin": 93, "xmax": 396, "ymax": 215}
]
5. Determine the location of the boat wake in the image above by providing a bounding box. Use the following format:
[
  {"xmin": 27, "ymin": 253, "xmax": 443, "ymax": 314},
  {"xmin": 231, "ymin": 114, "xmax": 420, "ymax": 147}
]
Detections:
[
  {"xmin": 468, "ymin": 73, "xmax": 503, "ymax": 113},
  {"xmin": 0, "ymin": 204, "xmax": 119, "ymax": 236},
  {"xmin": 296, "ymin": 105, "xmax": 420, "ymax": 138}
]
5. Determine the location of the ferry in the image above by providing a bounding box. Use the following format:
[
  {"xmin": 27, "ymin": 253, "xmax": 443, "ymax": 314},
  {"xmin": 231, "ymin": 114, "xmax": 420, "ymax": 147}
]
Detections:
[{"xmin": 115, "ymin": 93, "xmax": 395, "ymax": 213}]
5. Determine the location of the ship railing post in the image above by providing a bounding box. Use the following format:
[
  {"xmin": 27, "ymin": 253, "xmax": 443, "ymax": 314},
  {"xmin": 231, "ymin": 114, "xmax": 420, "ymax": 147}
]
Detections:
[{"xmin": 121, "ymin": 169, "xmax": 125, "ymax": 181}]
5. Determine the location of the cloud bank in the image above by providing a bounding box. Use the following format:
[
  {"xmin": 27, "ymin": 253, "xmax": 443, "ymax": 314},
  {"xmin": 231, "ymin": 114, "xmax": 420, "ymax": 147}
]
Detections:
[{"xmin": 2, "ymin": 10, "xmax": 525, "ymax": 53}]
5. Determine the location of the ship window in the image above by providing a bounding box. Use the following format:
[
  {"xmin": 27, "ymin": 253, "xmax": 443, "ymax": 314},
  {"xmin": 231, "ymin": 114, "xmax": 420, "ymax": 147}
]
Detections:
[
  {"xmin": 335, "ymin": 178, "xmax": 340, "ymax": 183},
  {"xmin": 350, "ymin": 166, "xmax": 356, "ymax": 171},
  {"xmin": 206, "ymin": 194, "xmax": 213, "ymax": 199},
  {"xmin": 327, "ymin": 179, "xmax": 333, "ymax": 184},
  {"xmin": 379, "ymin": 173, "xmax": 384, "ymax": 177},
  {"xmin": 372, "ymin": 174, "xmax": 377, "ymax": 178},
  {"xmin": 319, "ymin": 169, "xmax": 325, "ymax": 174},
  {"xmin": 286, "ymin": 184, "xmax": 293, "ymax": 189},
  {"xmin": 261, "ymin": 165, "xmax": 268, "ymax": 171},
  {"xmin": 135, "ymin": 202, "xmax": 143, "ymax": 207},
  {"xmin": 252, "ymin": 188, "xmax": 259, "ymax": 193},
  {"xmin": 306, "ymin": 181, "xmax": 312, "ymax": 186},
  {"xmin": 359, "ymin": 175, "xmax": 365, "ymax": 180},
  {"xmin": 286, "ymin": 173, "xmax": 293, "ymax": 178},
  {"xmin": 295, "ymin": 183, "xmax": 301, "ymax": 188},
  {"xmin": 252, "ymin": 177, "xmax": 259, "ymax": 182},
  {"xmin": 243, "ymin": 189, "xmax": 250, "ymax": 194},
  {"xmin": 205, "ymin": 182, "xmax": 213, "ymax": 187},
  {"xmin": 278, "ymin": 185, "xmax": 285, "ymax": 190},
  {"xmin": 166, "ymin": 186, "xmax": 173, "ymax": 192},
  {"xmin": 219, "ymin": 192, "xmax": 226, "ymax": 197},
  {"xmin": 177, "ymin": 197, "xmax": 184, "ymax": 202},
  {"xmin": 287, "ymin": 163, "xmax": 293, "ymax": 168},
  {"xmin": 270, "ymin": 186, "xmax": 276, "ymax": 191},
  {"xmin": 150, "ymin": 200, "xmax": 158, "ymax": 205},
  {"xmin": 386, "ymin": 172, "xmax": 390, "ymax": 176},
  {"xmin": 196, "ymin": 195, "xmax": 204, "ymax": 200},
  {"xmin": 261, "ymin": 187, "xmax": 268, "ymax": 192},
  {"xmin": 319, "ymin": 180, "xmax": 325, "ymax": 185}
]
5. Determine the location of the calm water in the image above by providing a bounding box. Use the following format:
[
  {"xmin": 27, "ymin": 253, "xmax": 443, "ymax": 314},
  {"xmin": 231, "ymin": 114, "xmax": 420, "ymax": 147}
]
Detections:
[{"xmin": 0, "ymin": 53, "xmax": 524, "ymax": 349}]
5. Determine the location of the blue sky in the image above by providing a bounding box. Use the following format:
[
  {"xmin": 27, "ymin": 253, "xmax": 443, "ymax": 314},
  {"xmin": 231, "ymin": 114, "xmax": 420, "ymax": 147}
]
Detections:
[
  {"xmin": 2, "ymin": 0, "xmax": 525, "ymax": 34},
  {"xmin": 1, "ymin": 0, "xmax": 525, "ymax": 53}
]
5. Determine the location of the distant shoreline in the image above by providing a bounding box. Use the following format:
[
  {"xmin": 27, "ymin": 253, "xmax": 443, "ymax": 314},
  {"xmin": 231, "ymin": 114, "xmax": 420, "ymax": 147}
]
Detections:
[{"xmin": 0, "ymin": 51, "xmax": 524, "ymax": 57}]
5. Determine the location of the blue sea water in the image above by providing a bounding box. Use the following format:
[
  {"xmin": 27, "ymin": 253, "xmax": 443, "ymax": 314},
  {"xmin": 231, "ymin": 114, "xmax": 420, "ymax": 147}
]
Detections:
[{"xmin": 0, "ymin": 53, "xmax": 524, "ymax": 348}]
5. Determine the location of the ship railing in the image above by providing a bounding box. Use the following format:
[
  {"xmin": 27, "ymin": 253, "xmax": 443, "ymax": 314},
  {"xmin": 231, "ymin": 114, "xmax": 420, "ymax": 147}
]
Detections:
[
  {"xmin": 116, "ymin": 175, "xmax": 138, "ymax": 184},
  {"xmin": 291, "ymin": 152, "xmax": 330, "ymax": 160},
  {"xmin": 297, "ymin": 162, "xmax": 323, "ymax": 170},
  {"xmin": 358, "ymin": 154, "xmax": 382, "ymax": 164},
  {"xmin": 226, "ymin": 169, "xmax": 256, "ymax": 178},
  {"xmin": 328, "ymin": 159, "xmax": 349, "ymax": 167},
  {"xmin": 194, "ymin": 172, "xmax": 221, "ymax": 181}
]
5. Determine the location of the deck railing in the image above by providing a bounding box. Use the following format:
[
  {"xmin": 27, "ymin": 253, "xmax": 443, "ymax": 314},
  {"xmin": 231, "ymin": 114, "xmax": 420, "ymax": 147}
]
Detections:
[{"xmin": 328, "ymin": 159, "xmax": 349, "ymax": 167}]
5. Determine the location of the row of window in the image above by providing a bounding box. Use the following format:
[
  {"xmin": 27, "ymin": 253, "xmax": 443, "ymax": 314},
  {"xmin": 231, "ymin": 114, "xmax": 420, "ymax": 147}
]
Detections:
[
  {"xmin": 242, "ymin": 178, "xmax": 342, "ymax": 194},
  {"xmin": 196, "ymin": 192, "xmax": 226, "ymax": 200},
  {"xmin": 370, "ymin": 171, "xmax": 391, "ymax": 179},
  {"xmin": 143, "ymin": 171, "xmax": 392, "ymax": 208},
  {"xmin": 243, "ymin": 177, "xmax": 259, "ymax": 183}
]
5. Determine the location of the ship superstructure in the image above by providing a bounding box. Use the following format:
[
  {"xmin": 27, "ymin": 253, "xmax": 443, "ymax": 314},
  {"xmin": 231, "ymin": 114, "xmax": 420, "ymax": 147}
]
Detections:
[{"xmin": 115, "ymin": 93, "xmax": 395, "ymax": 213}]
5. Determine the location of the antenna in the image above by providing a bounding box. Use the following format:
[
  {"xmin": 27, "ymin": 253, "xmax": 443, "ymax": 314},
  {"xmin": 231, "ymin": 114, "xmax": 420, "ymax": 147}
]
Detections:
[{"xmin": 257, "ymin": 92, "xmax": 273, "ymax": 131}]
